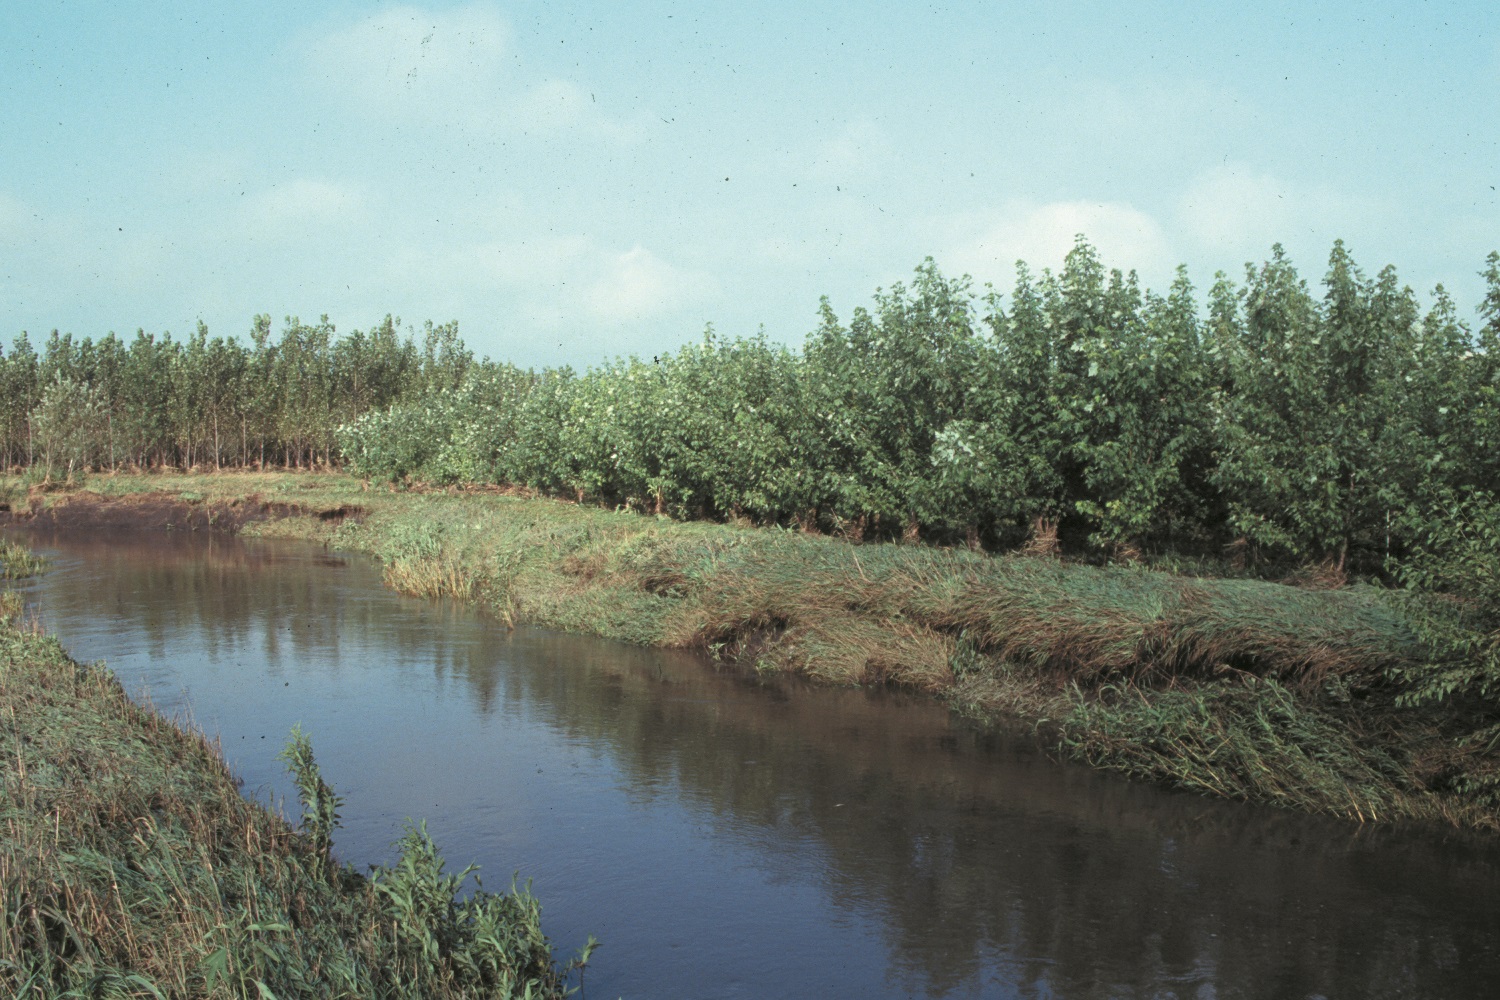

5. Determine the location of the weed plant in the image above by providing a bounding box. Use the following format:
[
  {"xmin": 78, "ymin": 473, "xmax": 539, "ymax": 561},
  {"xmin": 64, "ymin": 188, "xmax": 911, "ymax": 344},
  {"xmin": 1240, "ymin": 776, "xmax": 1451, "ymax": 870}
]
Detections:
[{"xmin": 0, "ymin": 536, "xmax": 45, "ymax": 579}]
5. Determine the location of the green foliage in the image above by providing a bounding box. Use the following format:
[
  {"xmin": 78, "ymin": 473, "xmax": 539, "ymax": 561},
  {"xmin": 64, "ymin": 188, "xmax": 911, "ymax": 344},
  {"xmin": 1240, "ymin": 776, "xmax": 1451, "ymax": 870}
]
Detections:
[
  {"xmin": 0, "ymin": 536, "xmax": 46, "ymax": 579},
  {"xmin": 1, "ymin": 314, "xmax": 444, "ymax": 473},
  {"xmin": 276, "ymin": 726, "xmax": 565, "ymax": 997},
  {"xmin": 1387, "ymin": 490, "xmax": 1500, "ymax": 709},
  {"xmin": 367, "ymin": 823, "xmax": 559, "ymax": 997},
  {"xmin": 1210, "ymin": 241, "xmax": 1466, "ymax": 569},
  {"xmin": 31, "ymin": 374, "xmax": 108, "ymax": 479},
  {"xmin": 330, "ymin": 240, "xmax": 1500, "ymax": 577},
  {"xmin": 276, "ymin": 723, "xmax": 344, "ymax": 878},
  {"xmin": 804, "ymin": 260, "xmax": 1030, "ymax": 539}
]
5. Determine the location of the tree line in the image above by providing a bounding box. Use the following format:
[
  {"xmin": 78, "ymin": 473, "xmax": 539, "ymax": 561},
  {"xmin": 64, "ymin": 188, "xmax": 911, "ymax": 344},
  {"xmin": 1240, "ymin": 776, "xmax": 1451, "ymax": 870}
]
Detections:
[
  {"xmin": 338, "ymin": 239, "xmax": 1500, "ymax": 575},
  {"xmin": 7, "ymin": 237, "xmax": 1500, "ymax": 575},
  {"xmin": 1, "ymin": 315, "xmax": 472, "ymax": 476}
]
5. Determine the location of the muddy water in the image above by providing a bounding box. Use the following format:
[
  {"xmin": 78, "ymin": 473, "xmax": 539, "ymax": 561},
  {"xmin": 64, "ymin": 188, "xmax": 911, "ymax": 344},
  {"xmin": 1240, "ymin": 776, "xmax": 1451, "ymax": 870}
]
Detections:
[{"xmin": 12, "ymin": 527, "xmax": 1500, "ymax": 999}]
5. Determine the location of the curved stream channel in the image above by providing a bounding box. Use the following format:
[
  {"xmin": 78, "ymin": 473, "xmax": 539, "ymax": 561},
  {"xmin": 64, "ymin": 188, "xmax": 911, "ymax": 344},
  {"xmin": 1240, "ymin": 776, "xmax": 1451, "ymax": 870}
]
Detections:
[{"xmin": 11, "ymin": 527, "xmax": 1500, "ymax": 998}]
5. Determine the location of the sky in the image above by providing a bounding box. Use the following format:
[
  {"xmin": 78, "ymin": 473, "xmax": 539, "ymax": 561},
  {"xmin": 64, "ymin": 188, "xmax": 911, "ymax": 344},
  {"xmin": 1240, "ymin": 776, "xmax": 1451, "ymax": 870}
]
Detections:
[{"xmin": 2, "ymin": 1, "xmax": 1497, "ymax": 369}]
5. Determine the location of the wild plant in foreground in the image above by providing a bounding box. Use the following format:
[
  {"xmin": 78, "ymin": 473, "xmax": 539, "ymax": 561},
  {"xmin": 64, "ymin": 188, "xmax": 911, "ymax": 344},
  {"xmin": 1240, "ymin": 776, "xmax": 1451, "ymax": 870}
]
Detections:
[
  {"xmin": 0, "ymin": 536, "xmax": 45, "ymax": 579},
  {"xmin": 276, "ymin": 723, "xmax": 343, "ymax": 879},
  {"xmin": 0, "ymin": 601, "xmax": 580, "ymax": 997}
]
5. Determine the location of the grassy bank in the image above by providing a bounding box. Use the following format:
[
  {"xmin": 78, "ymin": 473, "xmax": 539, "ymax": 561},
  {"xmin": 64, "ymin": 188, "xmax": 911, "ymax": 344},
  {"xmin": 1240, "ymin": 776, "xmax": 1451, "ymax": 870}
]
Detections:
[
  {"xmin": 0, "ymin": 533, "xmax": 580, "ymax": 998},
  {"xmin": 7, "ymin": 471, "xmax": 1498, "ymax": 833}
]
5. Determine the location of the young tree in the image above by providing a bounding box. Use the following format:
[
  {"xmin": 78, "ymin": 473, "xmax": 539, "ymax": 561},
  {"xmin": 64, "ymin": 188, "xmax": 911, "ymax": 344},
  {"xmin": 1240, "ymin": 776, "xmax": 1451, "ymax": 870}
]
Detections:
[
  {"xmin": 31, "ymin": 375, "xmax": 107, "ymax": 479},
  {"xmin": 1214, "ymin": 241, "xmax": 1419, "ymax": 570},
  {"xmin": 804, "ymin": 259, "xmax": 989, "ymax": 539}
]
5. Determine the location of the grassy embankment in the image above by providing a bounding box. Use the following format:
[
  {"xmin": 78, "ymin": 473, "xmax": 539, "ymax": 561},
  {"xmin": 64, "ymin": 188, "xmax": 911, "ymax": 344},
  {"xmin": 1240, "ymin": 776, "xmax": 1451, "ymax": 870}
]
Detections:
[
  {"xmin": 6, "ymin": 470, "xmax": 1496, "ymax": 833},
  {"xmin": 0, "ymin": 531, "xmax": 582, "ymax": 998}
]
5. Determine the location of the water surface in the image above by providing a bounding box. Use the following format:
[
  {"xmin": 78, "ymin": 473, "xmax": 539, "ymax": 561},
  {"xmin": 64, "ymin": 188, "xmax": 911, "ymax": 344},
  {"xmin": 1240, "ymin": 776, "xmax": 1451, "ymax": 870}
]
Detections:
[{"xmin": 14, "ymin": 527, "xmax": 1500, "ymax": 999}]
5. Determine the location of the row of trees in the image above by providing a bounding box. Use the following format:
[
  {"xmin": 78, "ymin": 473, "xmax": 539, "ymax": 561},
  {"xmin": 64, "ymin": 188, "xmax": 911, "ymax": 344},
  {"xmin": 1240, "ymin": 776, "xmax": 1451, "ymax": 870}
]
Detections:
[
  {"xmin": 0, "ymin": 315, "xmax": 472, "ymax": 475},
  {"xmin": 6, "ymin": 238, "xmax": 1499, "ymax": 572},
  {"xmin": 339, "ymin": 240, "xmax": 1500, "ymax": 572}
]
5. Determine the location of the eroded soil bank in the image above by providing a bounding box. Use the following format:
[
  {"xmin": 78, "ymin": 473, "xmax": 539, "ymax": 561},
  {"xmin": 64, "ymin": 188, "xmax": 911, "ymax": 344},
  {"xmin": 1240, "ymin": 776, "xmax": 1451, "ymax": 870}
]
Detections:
[
  {"xmin": 3, "ymin": 482, "xmax": 364, "ymax": 532},
  {"xmin": 5, "ymin": 470, "xmax": 1494, "ymax": 832}
]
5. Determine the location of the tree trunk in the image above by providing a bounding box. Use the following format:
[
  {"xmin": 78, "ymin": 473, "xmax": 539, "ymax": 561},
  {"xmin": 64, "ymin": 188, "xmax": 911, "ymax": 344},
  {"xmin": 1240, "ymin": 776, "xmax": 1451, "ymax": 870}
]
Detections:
[{"xmin": 903, "ymin": 513, "xmax": 921, "ymax": 544}]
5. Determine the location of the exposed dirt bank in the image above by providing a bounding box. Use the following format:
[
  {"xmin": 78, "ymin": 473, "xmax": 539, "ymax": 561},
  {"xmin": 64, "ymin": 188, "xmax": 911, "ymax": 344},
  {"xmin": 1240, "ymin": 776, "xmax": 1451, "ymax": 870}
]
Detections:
[{"xmin": 2, "ymin": 483, "xmax": 364, "ymax": 533}]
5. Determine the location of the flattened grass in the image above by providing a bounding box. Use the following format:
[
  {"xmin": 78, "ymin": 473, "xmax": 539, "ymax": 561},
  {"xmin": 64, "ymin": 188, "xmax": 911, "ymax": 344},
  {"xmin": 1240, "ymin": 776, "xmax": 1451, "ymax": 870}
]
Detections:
[{"xmin": 1061, "ymin": 678, "xmax": 1422, "ymax": 824}]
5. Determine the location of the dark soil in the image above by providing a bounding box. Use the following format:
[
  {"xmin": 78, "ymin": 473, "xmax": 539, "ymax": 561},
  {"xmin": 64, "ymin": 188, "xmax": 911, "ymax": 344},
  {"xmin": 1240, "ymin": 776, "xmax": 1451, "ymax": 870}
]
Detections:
[{"xmin": 2, "ymin": 488, "xmax": 365, "ymax": 533}]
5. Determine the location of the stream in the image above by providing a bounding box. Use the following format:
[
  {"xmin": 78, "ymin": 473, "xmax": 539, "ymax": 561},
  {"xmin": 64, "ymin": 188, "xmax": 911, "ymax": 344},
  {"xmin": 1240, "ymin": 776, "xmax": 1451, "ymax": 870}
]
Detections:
[{"xmin": 11, "ymin": 526, "xmax": 1500, "ymax": 999}]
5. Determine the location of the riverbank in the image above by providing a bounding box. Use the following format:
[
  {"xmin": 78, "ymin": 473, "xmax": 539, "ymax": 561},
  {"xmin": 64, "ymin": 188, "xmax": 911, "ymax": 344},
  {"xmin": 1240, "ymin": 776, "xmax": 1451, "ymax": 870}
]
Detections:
[
  {"xmin": 5, "ymin": 470, "xmax": 1496, "ymax": 832},
  {"xmin": 0, "ymin": 533, "xmax": 576, "ymax": 998}
]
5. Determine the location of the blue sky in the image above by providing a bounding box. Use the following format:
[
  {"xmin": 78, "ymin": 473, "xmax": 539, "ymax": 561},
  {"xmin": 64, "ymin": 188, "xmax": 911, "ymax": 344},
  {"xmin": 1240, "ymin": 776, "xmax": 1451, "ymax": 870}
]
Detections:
[{"xmin": 3, "ymin": 2, "xmax": 1496, "ymax": 368}]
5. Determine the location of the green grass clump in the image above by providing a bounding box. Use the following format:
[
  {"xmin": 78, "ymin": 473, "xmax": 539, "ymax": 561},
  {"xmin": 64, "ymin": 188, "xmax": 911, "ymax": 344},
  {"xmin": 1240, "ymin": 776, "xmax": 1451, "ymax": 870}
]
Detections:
[
  {"xmin": 0, "ymin": 569, "xmax": 579, "ymax": 998},
  {"xmin": 0, "ymin": 536, "xmax": 46, "ymax": 579}
]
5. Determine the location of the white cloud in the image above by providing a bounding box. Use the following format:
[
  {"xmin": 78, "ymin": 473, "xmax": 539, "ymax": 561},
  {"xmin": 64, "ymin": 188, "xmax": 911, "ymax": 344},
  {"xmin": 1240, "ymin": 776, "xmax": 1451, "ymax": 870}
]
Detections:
[
  {"xmin": 1069, "ymin": 78, "xmax": 1257, "ymax": 148},
  {"xmin": 368, "ymin": 235, "xmax": 714, "ymax": 342},
  {"xmin": 754, "ymin": 235, "xmax": 818, "ymax": 268},
  {"xmin": 1176, "ymin": 162, "xmax": 1294, "ymax": 256},
  {"xmin": 810, "ymin": 119, "xmax": 891, "ymax": 181},
  {"xmin": 298, "ymin": 4, "xmax": 635, "ymax": 145},
  {"xmin": 484, "ymin": 234, "xmax": 594, "ymax": 285},
  {"xmin": 0, "ymin": 192, "xmax": 29, "ymax": 232},
  {"xmin": 1171, "ymin": 163, "xmax": 1387, "ymax": 279},
  {"xmin": 303, "ymin": 3, "xmax": 511, "ymax": 116},
  {"xmin": 582, "ymin": 246, "xmax": 715, "ymax": 324},
  {"xmin": 249, "ymin": 179, "xmax": 366, "ymax": 228},
  {"xmin": 515, "ymin": 78, "xmax": 592, "ymax": 124},
  {"xmin": 509, "ymin": 78, "xmax": 642, "ymax": 143},
  {"xmin": 382, "ymin": 233, "xmax": 588, "ymax": 302},
  {"xmin": 943, "ymin": 199, "xmax": 1176, "ymax": 287},
  {"xmin": 0, "ymin": 193, "xmax": 42, "ymax": 309},
  {"xmin": 0, "ymin": 192, "xmax": 55, "ymax": 257},
  {"xmin": 0, "ymin": 190, "xmax": 185, "ymax": 321}
]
